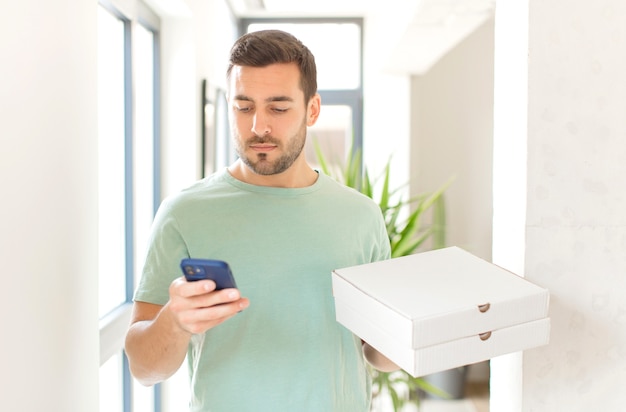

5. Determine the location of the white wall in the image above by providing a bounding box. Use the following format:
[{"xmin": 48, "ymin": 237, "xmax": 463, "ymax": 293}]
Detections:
[
  {"xmin": 361, "ymin": 1, "xmax": 423, "ymax": 195},
  {"xmin": 408, "ymin": 17, "xmax": 495, "ymax": 260},
  {"xmin": 525, "ymin": 0, "xmax": 626, "ymax": 410},
  {"xmin": 494, "ymin": 0, "xmax": 626, "ymax": 410},
  {"xmin": 490, "ymin": 0, "xmax": 528, "ymax": 408},
  {"xmin": 0, "ymin": 1, "xmax": 100, "ymax": 411}
]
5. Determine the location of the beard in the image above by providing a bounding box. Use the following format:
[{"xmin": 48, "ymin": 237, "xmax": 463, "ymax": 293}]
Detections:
[{"xmin": 234, "ymin": 118, "xmax": 307, "ymax": 176}]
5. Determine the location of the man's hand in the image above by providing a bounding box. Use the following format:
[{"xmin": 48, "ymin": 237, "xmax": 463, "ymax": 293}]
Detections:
[
  {"xmin": 363, "ymin": 341, "xmax": 400, "ymax": 373},
  {"xmin": 124, "ymin": 277, "xmax": 249, "ymax": 386},
  {"xmin": 167, "ymin": 276, "xmax": 250, "ymax": 335}
]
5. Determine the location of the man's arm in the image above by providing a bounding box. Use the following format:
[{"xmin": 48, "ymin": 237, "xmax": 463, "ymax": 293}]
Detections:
[
  {"xmin": 125, "ymin": 277, "xmax": 249, "ymax": 386},
  {"xmin": 363, "ymin": 342, "xmax": 401, "ymax": 373}
]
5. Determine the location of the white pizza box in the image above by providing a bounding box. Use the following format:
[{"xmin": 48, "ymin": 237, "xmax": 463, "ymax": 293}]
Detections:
[{"xmin": 331, "ymin": 246, "xmax": 550, "ymax": 377}]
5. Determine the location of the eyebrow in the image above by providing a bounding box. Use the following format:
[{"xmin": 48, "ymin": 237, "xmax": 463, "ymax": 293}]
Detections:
[{"xmin": 233, "ymin": 95, "xmax": 294, "ymax": 103}]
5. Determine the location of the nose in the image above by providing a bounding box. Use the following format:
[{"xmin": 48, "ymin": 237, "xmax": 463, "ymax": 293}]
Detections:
[{"xmin": 251, "ymin": 112, "xmax": 271, "ymax": 136}]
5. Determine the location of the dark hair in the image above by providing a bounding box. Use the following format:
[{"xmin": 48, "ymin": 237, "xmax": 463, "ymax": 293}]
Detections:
[{"xmin": 226, "ymin": 30, "xmax": 318, "ymax": 103}]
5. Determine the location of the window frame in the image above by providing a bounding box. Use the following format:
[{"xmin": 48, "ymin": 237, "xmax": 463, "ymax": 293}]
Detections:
[{"xmin": 98, "ymin": 1, "xmax": 162, "ymax": 411}]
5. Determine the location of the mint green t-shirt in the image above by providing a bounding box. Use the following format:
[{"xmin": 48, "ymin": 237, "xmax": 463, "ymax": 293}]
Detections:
[{"xmin": 134, "ymin": 169, "xmax": 391, "ymax": 412}]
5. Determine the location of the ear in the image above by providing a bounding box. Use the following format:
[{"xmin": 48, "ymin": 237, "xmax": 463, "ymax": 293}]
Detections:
[{"xmin": 306, "ymin": 93, "xmax": 321, "ymax": 127}]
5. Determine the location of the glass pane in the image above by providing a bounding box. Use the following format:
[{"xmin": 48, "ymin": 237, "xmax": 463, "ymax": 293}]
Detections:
[
  {"xmin": 133, "ymin": 23, "xmax": 156, "ymax": 287},
  {"xmin": 306, "ymin": 104, "xmax": 352, "ymax": 173},
  {"xmin": 215, "ymin": 90, "xmax": 234, "ymax": 170},
  {"xmin": 247, "ymin": 23, "xmax": 361, "ymax": 89},
  {"xmin": 98, "ymin": 6, "xmax": 127, "ymax": 318},
  {"xmin": 99, "ymin": 351, "xmax": 123, "ymax": 411}
]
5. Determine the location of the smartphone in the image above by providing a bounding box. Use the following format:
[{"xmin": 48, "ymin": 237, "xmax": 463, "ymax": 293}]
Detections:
[{"xmin": 180, "ymin": 258, "xmax": 237, "ymax": 290}]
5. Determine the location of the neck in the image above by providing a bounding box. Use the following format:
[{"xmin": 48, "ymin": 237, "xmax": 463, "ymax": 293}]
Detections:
[{"xmin": 227, "ymin": 159, "xmax": 318, "ymax": 188}]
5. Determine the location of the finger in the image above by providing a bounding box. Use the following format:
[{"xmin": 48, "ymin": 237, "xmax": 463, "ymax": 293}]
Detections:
[
  {"xmin": 180, "ymin": 298, "xmax": 249, "ymax": 334},
  {"xmin": 196, "ymin": 298, "xmax": 248, "ymax": 320},
  {"xmin": 193, "ymin": 288, "xmax": 242, "ymax": 309},
  {"xmin": 171, "ymin": 276, "xmax": 217, "ymax": 298}
]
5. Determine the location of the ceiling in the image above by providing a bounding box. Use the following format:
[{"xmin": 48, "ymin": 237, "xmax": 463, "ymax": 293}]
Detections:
[
  {"xmin": 230, "ymin": 0, "xmax": 379, "ymax": 16},
  {"xmin": 227, "ymin": 0, "xmax": 496, "ymax": 75}
]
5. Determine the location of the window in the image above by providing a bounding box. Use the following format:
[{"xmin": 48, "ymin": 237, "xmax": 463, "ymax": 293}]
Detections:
[
  {"xmin": 238, "ymin": 18, "xmax": 364, "ymax": 174},
  {"xmin": 245, "ymin": 21, "xmax": 361, "ymax": 90},
  {"xmin": 98, "ymin": 3, "xmax": 127, "ymax": 321},
  {"xmin": 98, "ymin": 1, "xmax": 161, "ymax": 411}
]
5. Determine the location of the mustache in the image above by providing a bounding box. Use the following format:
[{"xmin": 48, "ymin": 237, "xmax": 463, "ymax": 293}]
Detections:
[{"xmin": 247, "ymin": 135, "xmax": 280, "ymax": 145}]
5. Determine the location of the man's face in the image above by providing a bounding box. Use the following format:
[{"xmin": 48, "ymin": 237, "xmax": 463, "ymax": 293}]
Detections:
[{"xmin": 228, "ymin": 63, "xmax": 319, "ymax": 176}]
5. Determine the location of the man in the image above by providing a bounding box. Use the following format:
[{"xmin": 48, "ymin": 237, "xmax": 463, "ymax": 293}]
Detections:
[{"xmin": 125, "ymin": 29, "xmax": 398, "ymax": 411}]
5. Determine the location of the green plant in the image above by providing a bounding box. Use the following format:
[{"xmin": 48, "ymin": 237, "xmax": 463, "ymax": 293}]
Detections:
[{"xmin": 314, "ymin": 141, "xmax": 453, "ymax": 411}]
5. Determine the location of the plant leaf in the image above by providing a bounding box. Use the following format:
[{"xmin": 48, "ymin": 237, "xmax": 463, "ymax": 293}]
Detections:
[
  {"xmin": 431, "ymin": 195, "xmax": 447, "ymax": 250},
  {"xmin": 378, "ymin": 161, "xmax": 391, "ymax": 211},
  {"xmin": 312, "ymin": 139, "xmax": 331, "ymax": 176}
]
